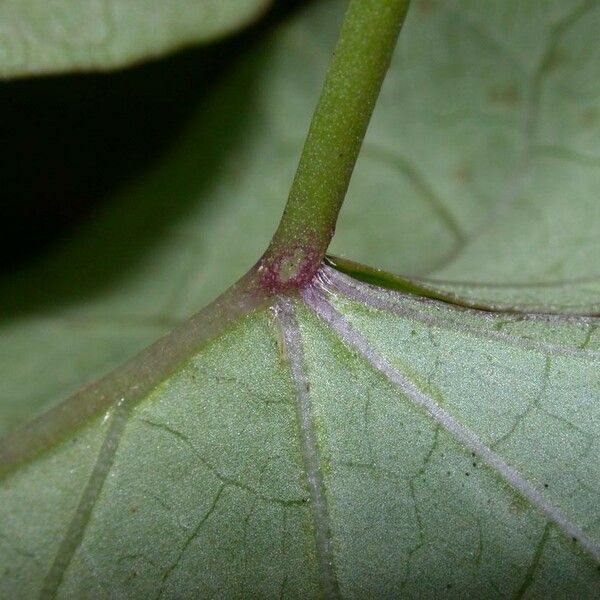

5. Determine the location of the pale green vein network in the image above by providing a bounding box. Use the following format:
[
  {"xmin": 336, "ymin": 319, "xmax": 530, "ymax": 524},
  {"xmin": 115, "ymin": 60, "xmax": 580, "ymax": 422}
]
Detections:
[
  {"xmin": 293, "ymin": 289, "xmax": 600, "ymax": 595},
  {"xmin": 298, "ymin": 275, "xmax": 600, "ymax": 595},
  {"xmin": 2, "ymin": 270, "xmax": 600, "ymax": 596},
  {"xmin": 1, "ymin": 309, "xmax": 322, "ymax": 598},
  {"xmin": 1, "ymin": 0, "xmax": 600, "ymax": 596},
  {"xmin": 303, "ymin": 281, "xmax": 600, "ymax": 563}
]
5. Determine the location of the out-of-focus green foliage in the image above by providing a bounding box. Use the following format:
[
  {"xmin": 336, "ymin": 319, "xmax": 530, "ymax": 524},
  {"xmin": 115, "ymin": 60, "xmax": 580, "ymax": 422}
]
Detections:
[{"xmin": 0, "ymin": 0, "xmax": 271, "ymax": 77}]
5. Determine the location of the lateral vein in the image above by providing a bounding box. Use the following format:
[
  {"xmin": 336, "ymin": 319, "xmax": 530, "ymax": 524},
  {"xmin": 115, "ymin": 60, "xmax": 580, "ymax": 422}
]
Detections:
[
  {"xmin": 39, "ymin": 399, "xmax": 130, "ymax": 599},
  {"xmin": 304, "ymin": 286, "xmax": 600, "ymax": 564},
  {"xmin": 320, "ymin": 266, "xmax": 600, "ymax": 360},
  {"xmin": 275, "ymin": 298, "xmax": 341, "ymax": 599}
]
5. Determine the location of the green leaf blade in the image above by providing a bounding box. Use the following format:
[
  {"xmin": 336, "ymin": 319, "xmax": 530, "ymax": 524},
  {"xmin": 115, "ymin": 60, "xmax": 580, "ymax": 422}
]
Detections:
[
  {"xmin": 2, "ymin": 0, "xmax": 600, "ymax": 595},
  {"xmin": 0, "ymin": 422, "xmax": 107, "ymax": 598},
  {"xmin": 1, "ymin": 308, "xmax": 322, "ymax": 598},
  {"xmin": 3, "ymin": 267, "xmax": 600, "ymax": 596},
  {"xmin": 301, "ymin": 267, "xmax": 600, "ymax": 595}
]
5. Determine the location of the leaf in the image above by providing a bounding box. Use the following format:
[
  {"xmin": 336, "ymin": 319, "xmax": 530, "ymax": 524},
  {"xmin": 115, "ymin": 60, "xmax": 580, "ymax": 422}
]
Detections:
[
  {"xmin": 3, "ymin": 0, "xmax": 599, "ymax": 434},
  {"xmin": 334, "ymin": 0, "xmax": 600, "ymax": 312},
  {"xmin": 0, "ymin": 0, "xmax": 340, "ymax": 435},
  {"xmin": 2, "ymin": 264, "xmax": 600, "ymax": 597},
  {"xmin": 1, "ymin": 0, "xmax": 600, "ymax": 595},
  {"xmin": 0, "ymin": 0, "xmax": 271, "ymax": 78}
]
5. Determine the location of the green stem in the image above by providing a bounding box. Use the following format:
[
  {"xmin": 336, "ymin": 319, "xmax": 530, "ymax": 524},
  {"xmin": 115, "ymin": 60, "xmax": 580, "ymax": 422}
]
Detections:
[{"xmin": 260, "ymin": 0, "xmax": 410, "ymax": 290}]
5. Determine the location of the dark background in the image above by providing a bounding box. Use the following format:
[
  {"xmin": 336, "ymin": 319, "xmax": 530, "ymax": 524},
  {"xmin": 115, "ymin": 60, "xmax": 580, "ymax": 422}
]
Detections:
[{"xmin": 0, "ymin": 0, "xmax": 308, "ymax": 274}]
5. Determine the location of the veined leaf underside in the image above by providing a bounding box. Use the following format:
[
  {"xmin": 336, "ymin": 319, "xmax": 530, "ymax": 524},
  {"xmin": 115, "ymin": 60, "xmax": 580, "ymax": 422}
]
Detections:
[{"xmin": 2, "ymin": 264, "xmax": 599, "ymax": 597}]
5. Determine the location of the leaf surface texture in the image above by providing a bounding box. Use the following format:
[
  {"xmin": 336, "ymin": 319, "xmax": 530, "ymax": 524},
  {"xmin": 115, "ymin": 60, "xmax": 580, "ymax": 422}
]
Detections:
[
  {"xmin": 1, "ymin": 0, "xmax": 600, "ymax": 595},
  {"xmin": 2, "ymin": 266, "xmax": 600, "ymax": 596}
]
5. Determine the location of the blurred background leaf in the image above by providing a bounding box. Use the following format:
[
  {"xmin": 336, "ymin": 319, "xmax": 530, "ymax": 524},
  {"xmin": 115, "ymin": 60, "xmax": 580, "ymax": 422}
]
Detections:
[{"xmin": 0, "ymin": 0, "xmax": 272, "ymax": 78}]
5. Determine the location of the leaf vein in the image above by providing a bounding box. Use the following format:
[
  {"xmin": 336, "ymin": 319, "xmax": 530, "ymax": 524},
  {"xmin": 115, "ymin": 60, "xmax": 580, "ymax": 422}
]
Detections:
[
  {"xmin": 275, "ymin": 298, "xmax": 341, "ymax": 600},
  {"xmin": 138, "ymin": 418, "xmax": 304, "ymax": 506},
  {"xmin": 321, "ymin": 266, "xmax": 600, "ymax": 359},
  {"xmin": 304, "ymin": 286, "xmax": 600, "ymax": 564},
  {"xmin": 39, "ymin": 398, "xmax": 131, "ymax": 599}
]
